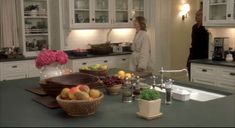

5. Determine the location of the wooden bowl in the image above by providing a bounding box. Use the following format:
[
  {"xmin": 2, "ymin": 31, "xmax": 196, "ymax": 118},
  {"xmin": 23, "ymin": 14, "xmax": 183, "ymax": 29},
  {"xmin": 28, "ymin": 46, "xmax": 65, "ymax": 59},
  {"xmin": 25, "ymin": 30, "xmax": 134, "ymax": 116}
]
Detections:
[
  {"xmin": 40, "ymin": 73, "xmax": 101, "ymax": 97},
  {"xmin": 56, "ymin": 93, "xmax": 104, "ymax": 116}
]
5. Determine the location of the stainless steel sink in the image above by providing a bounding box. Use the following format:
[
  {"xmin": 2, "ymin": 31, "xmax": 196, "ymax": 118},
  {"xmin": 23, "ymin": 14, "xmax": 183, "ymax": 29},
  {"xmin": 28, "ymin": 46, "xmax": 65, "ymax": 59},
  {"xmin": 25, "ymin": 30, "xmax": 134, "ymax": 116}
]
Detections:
[{"xmin": 152, "ymin": 84, "xmax": 226, "ymax": 102}]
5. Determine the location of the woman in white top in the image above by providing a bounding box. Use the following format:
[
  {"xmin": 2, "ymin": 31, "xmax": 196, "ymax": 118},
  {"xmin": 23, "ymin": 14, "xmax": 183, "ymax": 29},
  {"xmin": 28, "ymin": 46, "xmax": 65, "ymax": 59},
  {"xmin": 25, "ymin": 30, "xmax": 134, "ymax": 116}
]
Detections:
[{"xmin": 129, "ymin": 16, "xmax": 153, "ymax": 73}]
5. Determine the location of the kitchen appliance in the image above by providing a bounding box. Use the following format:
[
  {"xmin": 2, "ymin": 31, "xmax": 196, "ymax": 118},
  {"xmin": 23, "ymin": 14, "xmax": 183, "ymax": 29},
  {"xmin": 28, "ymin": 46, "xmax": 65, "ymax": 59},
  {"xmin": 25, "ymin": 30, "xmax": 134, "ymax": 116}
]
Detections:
[
  {"xmin": 212, "ymin": 37, "xmax": 226, "ymax": 61},
  {"xmin": 111, "ymin": 42, "xmax": 132, "ymax": 53}
]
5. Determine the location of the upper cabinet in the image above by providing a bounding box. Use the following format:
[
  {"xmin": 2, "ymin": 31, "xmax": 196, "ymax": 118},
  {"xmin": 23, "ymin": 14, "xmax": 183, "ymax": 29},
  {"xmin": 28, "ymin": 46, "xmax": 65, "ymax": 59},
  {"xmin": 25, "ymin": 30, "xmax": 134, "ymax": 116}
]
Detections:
[
  {"xmin": 21, "ymin": 0, "xmax": 51, "ymax": 57},
  {"xmin": 69, "ymin": 0, "xmax": 148, "ymax": 29},
  {"xmin": 203, "ymin": 0, "xmax": 235, "ymax": 27}
]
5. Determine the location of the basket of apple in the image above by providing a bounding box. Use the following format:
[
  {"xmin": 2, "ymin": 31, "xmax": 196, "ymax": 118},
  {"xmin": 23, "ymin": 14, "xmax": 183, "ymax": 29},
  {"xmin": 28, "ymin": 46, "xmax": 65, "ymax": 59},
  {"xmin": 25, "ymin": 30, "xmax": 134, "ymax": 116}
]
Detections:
[
  {"xmin": 56, "ymin": 84, "xmax": 104, "ymax": 117},
  {"xmin": 79, "ymin": 64, "xmax": 108, "ymax": 77}
]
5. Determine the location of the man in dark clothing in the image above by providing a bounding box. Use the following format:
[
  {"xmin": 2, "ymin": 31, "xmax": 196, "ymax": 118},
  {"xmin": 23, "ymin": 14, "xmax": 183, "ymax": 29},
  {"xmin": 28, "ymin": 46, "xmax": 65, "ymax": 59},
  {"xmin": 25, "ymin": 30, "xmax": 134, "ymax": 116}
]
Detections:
[{"xmin": 187, "ymin": 8, "xmax": 209, "ymax": 79}]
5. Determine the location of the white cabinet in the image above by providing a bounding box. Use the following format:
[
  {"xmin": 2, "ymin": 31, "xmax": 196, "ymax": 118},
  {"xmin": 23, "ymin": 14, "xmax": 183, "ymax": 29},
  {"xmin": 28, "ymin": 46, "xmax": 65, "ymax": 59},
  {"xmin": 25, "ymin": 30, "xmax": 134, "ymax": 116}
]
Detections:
[
  {"xmin": 0, "ymin": 60, "xmax": 40, "ymax": 81},
  {"xmin": 203, "ymin": 0, "xmax": 235, "ymax": 26},
  {"xmin": 69, "ymin": 0, "xmax": 148, "ymax": 28},
  {"xmin": 67, "ymin": 55, "xmax": 130, "ymax": 72},
  {"xmin": 21, "ymin": 0, "xmax": 51, "ymax": 57},
  {"xmin": 191, "ymin": 63, "xmax": 235, "ymax": 90}
]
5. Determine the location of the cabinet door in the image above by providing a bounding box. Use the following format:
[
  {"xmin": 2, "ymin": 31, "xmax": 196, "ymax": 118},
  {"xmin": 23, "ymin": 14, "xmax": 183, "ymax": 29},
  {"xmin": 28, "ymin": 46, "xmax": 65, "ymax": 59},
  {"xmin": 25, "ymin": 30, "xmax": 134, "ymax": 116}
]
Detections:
[
  {"xmin": 232, "ymin": 0, "xmax": 235, "ymax": 22},
  {"xmin": 217, "ymin": 66, "xmax": 235, "ymax": 90},
  {"xmin": 131, "ymin": 0, "xmax": 145, "ymax": 18},
  {"xmin": 203, "ymin": 0, "xmax": 235, "ymax": 26},
  {"xmin": 93, "ymin": 0, "xmax": 110, "ymax": 24},
  {"xmin": 190, "ymin": 63, "xmax": 217, "ymax": 86},
  {"xmin": 70, "ymin": 0, "xmax": 92, "ymax": 26},
  {"xmin": 22, "ymin": 0, "xmax": 50, "ymax": 57}
]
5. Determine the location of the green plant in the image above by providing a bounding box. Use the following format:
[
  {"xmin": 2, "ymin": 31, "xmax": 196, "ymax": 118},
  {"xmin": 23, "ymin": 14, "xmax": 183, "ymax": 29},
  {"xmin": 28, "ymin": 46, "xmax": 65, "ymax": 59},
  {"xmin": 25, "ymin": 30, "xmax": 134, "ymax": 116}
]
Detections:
[{"xmin": 140, "ymin": 89, "xmax": 160, "ymax": 101}]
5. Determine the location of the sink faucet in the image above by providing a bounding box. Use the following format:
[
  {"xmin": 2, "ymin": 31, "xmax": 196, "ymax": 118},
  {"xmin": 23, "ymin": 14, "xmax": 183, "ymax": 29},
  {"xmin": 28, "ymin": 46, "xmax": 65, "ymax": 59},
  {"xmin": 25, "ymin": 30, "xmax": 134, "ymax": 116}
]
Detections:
[
  {"xmin": 151, "ymin": 67, "xmax": 188, "ymax": 105},
  {"xmin": 159, "ymin": 67, "xmax": 188, "ymax": 87},
  {"xmin": 106, "ymin": 28, "xmax": 112, "ymax": 43}
]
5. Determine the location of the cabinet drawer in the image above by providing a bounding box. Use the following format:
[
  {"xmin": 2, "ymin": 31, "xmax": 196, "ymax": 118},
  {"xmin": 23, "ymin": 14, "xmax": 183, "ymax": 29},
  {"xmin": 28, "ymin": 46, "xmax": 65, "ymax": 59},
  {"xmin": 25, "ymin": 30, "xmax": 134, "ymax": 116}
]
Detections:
[
  {"xmin": 27, "ymin": 60, "xmax": 38, "ymax": 72},
  {"xmin": 191, "ymin": 76, "xmax": 216, "ymax": 86},
  {"xmin": 2, "ymin": 73, "xmax": 26, "ymax": 81},
  {"xmin": 191, "ymin": 63, "xmax": 216, "ymax": 78},
  {"xmin": 2, "ymin": 62, "xmax": 26, "ymax": 73},
  {"xmin": 217, "ymin": 67, "xmax": 235, "ymax": 80}
]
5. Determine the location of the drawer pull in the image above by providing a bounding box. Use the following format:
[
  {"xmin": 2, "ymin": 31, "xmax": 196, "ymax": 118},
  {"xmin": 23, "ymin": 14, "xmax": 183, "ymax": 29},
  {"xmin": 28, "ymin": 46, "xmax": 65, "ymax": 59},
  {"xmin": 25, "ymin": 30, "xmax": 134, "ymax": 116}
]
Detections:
[
  {"xmin": 82, "ymin": 63, "xmax": 87, "ymax": 65},
  {"xmin": 122, "ymin": 58, "xmax": 126, "ymax": 61},
  {"xmin": 12, "ymin": 65, "xmax": 18, "ymax": 68},
  {"xmin": 230, "ymin": 73, "xmax": 235, "ymax": 76},
  {"xmin": 202, "ymin": 69, "xmax": 207, "ymax": 72},
  {"xmin": 104, "ymin": 60, "xmax": 108, "ymax": 63}
]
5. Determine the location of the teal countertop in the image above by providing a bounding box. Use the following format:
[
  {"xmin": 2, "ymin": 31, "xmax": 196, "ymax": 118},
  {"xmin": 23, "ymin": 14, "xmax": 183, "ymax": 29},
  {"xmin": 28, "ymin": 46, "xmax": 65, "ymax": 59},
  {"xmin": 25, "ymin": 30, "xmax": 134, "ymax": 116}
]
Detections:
[{"xmin": 0, "ymin": 74, "xmax": 234, "ymax": 127}]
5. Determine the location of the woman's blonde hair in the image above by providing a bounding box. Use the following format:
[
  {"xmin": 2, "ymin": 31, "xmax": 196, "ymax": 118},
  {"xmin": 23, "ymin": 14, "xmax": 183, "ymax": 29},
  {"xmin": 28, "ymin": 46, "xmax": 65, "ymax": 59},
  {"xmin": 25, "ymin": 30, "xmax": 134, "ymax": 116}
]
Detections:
[{"xmin": 135, "ymin": 16, "xmax": 147, "ymax": 31}]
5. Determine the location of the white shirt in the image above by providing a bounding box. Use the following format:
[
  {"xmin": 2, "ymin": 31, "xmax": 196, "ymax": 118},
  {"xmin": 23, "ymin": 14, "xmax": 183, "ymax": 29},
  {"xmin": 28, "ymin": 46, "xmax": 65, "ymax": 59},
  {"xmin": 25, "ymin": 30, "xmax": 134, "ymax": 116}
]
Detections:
[{"xmin": 129, "ymin": 30, "xmax": 153, "ymax": 72}]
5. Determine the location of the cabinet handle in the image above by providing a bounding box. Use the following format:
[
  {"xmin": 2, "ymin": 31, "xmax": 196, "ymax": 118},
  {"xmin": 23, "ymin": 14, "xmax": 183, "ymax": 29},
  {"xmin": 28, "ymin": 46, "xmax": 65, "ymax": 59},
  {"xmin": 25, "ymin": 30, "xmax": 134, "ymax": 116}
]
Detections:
[
  {"xmin": 230, "ymin": 73, "xmax": 235, "ymax": 76},
  {"xmin": 92, "ymin": 18, "xmax": 95, "ymax": 21},
  {"xmin": 12, "ymin": 65, "xmax": 18, "ymax": 68},
  {"xmin": 202, "ymin": 69, "xmax": 207, "ymax": 72},
  {"xmin": 227, "ymin": 14, "xmax": 231, "ymax": 17},
  {"xmin": 122, "ymin": 58, "xmax": 126, "ymax": 61},
  {"xmin": 82, "ymin": 63, "xmax": 87, "ymax": 65},
  {"xmin": 130, "ymin": 18, "xmax": 133, "ymax": 21},
  {"xmin": 104, "ymin": 60, "xmax": 108, "ymax": 63}
]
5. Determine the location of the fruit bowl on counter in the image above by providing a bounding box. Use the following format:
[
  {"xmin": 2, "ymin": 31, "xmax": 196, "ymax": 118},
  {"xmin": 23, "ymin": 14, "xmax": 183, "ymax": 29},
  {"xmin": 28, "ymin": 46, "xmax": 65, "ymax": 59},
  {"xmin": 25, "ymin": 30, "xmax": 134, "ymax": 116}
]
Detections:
[
  {"xmin": 56, "ymin": 85, "xmax": 104, "ymax": 116},
  {"xmin": 102, "ymin": 76, "xmax": 124, "ymax": 95},
  {"xmin": 39, "ymin": 73, "xmax": 101, "ymax": 97},
  {"xmin": 79, "ymin": 64, "xmax": 108, "ymax": 77}
]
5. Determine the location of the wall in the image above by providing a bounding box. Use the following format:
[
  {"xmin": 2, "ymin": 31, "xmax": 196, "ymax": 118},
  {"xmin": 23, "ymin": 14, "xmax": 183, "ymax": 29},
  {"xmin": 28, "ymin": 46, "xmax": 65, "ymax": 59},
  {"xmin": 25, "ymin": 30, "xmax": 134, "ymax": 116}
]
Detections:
[{"xmin": 169, "ymin": 0, "xmax": 201, "ymax": 80}]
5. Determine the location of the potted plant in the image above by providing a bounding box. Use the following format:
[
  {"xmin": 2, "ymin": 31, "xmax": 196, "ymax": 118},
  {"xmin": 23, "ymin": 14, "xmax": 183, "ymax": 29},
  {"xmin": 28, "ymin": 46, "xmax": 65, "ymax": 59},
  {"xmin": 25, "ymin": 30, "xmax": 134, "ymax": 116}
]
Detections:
[{"xmin": 138, "ymin": 88, "xmax": 162, "ymax": 118}]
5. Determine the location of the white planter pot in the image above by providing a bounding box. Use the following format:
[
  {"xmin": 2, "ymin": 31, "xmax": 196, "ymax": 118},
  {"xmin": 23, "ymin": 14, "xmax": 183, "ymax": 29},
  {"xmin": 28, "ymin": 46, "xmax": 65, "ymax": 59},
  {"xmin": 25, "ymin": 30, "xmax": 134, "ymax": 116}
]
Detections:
[{"xmin": 138, "ymin": 99, "xmax": 161, "ymax": 117}]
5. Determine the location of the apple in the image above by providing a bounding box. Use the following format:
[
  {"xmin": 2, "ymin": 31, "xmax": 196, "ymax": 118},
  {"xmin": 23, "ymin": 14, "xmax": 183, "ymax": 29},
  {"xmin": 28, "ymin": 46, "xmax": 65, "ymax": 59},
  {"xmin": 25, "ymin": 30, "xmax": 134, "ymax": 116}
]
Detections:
[
  {"xmin": 89, "ymin": 89, "xmax": 101, "ymax": 98},
  {"xmin": 74, "ymin": 91, "xmax": 90, "ymax": 100},
  {"xmin": 68, "ymin": 87, "xmax": 80, "ymax": 100},
  {"xmin": 60, "ymin": 88, "xmax": 70, "ymax": 99},
  {"xmin": 78, "ymin": 85, "xmax": 90, "ymax": 93}
]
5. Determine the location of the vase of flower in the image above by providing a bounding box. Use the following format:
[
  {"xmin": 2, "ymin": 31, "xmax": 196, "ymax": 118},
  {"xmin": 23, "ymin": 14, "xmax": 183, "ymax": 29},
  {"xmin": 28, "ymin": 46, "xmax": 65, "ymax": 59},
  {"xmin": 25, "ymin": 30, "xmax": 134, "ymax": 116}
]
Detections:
[
  {"xmin": 35, "ymin": 49, "xmax": 69, "ymax": 80},
  {"xmin": 40, "ymin": 62, "xmax": 63, "ymax": 80}
]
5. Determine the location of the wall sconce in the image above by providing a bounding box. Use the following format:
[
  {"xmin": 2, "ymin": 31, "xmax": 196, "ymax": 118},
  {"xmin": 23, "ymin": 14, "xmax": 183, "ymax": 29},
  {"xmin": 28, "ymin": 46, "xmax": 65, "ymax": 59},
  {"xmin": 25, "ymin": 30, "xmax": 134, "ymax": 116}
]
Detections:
[{"xmin": 180, "ymin": 3, "xmax": 190, "ymax": 21}]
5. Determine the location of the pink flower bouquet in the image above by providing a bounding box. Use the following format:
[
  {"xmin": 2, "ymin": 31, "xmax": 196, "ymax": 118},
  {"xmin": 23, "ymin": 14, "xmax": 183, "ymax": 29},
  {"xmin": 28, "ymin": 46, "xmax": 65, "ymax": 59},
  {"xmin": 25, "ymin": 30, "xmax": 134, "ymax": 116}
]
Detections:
[{"xmin": 35, "ymin": 49, "xmax": 69, "ymax": 69}]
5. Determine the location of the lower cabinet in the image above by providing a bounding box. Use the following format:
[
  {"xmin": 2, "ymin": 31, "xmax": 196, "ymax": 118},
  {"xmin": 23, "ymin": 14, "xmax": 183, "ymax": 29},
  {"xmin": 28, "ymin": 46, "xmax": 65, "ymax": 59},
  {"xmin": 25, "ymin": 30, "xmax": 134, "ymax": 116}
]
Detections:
[
  {"xmin": 191, "ymin": 63, "xmax": 235, "ymax": 90},
  {"xmin": 0, "ymin": 60, "xmax": 40, "ymax": 81},
  {"xmin": 67, "ymin": 55, "xmax": 130, "ymax": 73}
]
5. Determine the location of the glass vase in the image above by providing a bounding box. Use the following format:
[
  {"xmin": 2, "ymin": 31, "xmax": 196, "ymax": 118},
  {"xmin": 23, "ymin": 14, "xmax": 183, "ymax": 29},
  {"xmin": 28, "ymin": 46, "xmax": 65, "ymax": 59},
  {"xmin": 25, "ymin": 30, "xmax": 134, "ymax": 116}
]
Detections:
[{"xmin": 40, "ymin": 62, "xmax": 63, "ymax": 80}]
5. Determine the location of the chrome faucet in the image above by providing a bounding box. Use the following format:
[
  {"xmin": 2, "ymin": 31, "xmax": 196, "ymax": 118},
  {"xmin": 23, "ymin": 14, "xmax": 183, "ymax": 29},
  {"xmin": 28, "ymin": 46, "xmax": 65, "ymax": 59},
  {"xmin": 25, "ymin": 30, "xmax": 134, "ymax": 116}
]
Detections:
[
  {"xmin": 106, "ymin": 28, "xmax": 112, "ymax": 43},
  {"xmin": 159, "ymin": 67, "xmax": 188, "ymax": 87}
]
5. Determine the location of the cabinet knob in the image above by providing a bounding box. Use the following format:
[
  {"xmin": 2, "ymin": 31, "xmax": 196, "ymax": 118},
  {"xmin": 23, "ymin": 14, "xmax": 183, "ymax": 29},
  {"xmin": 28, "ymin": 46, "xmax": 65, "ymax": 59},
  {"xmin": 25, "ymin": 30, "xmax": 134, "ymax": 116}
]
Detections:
[
  {"xmin": 122, "ymin": 58, "xmax": 126, "ymax": 61},
  {"xmin": 230, "ymin": 73, "xmax": 235, "ymax": 76},
  {"xmin": 130, "ymin": 18, "xmax": 133, "ymax": 21},
  {"xmin": 82, "ymin": 63, "xmax": 87, "ymax": 65},
  {"xmin": 202, "ymin": 69, "xmax": 207, "ymax": 72},
  {"xmin": 227, "ymin": 14, "xmax": 231, "ymax": 17},
  {"xmin": 104, "ymin": 60, "xmax": 108, "ymax": 63},
  {"xmin": 92, "ymin": 18, "xmax": 95, "ymax": 21}
]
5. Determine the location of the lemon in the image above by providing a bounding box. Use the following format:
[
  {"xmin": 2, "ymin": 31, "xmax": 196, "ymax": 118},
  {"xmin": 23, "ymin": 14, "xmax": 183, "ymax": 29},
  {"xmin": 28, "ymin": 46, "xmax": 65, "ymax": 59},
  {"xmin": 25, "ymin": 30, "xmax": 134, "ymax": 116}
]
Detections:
[
  {"xmin": 125, "ymin": 73, "xmax": 132, "ymax": 79},
  {"xmin": 118, "ymin": 70, "xmax": 125, "ymax": 76}
]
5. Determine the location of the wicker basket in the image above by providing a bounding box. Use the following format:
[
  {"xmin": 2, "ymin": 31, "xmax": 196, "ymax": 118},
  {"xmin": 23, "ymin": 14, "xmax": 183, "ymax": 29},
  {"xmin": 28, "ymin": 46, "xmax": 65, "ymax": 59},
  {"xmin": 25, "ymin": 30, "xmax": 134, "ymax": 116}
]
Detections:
[
  {"xmin": 79, "ymin": 69, "xmax": 108, "ymax": 77},
  {"xmin": 56, "ymin": 93, "xmax": 104, "ymax": 116}
]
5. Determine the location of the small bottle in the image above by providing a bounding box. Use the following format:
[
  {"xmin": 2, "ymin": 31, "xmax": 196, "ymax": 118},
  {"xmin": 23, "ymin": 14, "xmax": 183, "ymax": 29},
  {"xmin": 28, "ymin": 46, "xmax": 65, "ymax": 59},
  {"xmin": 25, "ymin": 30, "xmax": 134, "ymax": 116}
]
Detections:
[
  {"xmin": 133, "ymin": 76, "xmax": 140, "ymax": 100},
  {"xmin": 165, "ymin": 79, "xmax": 173, "ymax": 105},
  {"xmin": 122, "ymin": 77, "xmax": 133, "ymax": 103}
]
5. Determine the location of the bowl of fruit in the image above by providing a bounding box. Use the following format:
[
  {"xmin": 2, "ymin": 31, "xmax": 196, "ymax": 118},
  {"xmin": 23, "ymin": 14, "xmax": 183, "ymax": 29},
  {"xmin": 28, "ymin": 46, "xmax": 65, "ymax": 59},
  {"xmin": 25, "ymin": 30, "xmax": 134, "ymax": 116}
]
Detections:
[
  {"xmin": 79, "ymin": 64, "xmax": 108, "ymax": 77},
  {"xmin": 56, "ymin": 84, "xmax": 104, "ymax": 117},
  {"xmin": 102, "ymin": 76, "xmax": 124, "ymax": 95}
]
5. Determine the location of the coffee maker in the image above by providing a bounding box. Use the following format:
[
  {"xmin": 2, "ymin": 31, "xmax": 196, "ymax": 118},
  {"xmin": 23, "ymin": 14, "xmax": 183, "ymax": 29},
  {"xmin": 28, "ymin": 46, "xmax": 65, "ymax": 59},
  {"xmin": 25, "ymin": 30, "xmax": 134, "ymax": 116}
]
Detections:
[{"xmin": 212, "ymin": 37, "xmax": 226, "ymax": 61}]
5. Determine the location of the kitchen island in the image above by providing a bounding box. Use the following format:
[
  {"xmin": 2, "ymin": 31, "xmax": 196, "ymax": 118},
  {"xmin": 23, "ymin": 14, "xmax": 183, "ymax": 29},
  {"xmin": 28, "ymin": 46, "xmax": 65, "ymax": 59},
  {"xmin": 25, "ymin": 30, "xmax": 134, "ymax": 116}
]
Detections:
[{"xmin": 0, "ymin": 71, "xmax": 234, "ymax": 127}]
